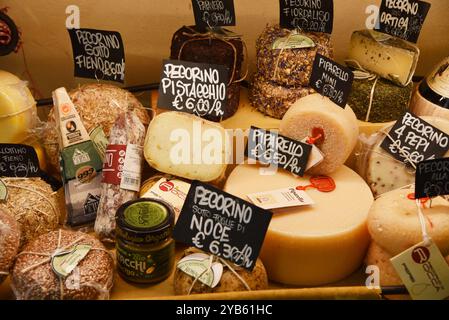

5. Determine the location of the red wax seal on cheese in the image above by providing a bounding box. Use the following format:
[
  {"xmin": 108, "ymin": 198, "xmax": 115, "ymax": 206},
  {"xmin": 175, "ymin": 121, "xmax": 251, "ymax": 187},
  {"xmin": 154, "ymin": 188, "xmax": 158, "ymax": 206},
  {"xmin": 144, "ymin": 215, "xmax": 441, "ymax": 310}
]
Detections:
[{"xmin": 296, "ymin": 176, "xmax": 336, "ymax": 192}]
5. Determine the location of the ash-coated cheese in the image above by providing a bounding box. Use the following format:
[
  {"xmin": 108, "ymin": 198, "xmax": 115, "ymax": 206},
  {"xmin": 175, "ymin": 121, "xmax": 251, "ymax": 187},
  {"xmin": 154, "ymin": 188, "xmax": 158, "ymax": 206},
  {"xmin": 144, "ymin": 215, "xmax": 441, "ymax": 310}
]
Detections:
[
  {"xmin": 224, "ymin": 164, "xmax": 373, "ymax": 286},
  {"xmin": 144, "ymin": 112, "xmax": 230, "ymax": 182},
  {"xmin": 368, "ymin": 185, "xmax": 449, "ymax": 257},
  {"xmin": 280, "ymin": 94, "xmax": 359, "ymax": 175},
  {"xmin": 361, "ymin": 117, "xmax": 449, "ymax": 197},
  {"xmin": 347, "ymin": 30, "xmax": 418, "ymax": 86}
]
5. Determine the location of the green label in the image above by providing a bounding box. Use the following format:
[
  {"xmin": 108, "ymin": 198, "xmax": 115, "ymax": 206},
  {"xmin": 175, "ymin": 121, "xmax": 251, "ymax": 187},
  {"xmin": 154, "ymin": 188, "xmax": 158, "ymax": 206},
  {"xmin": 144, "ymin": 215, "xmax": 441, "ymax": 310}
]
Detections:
[
  {"xmin": 116, "ymin": 240, "xmax": 175, "ymax": 282},
  {"xmin": 272, "ymin": 34, "xmax": 315, "ymax": 50},
  {"xmin": 89, "ymin": 126, "xmax": 108, "ymax": 160},
  {"xmin": 51, "ymin": 244, "xmax": 92, "ymax": 278},
  {"xmin": 124, "ymin": 202, "xmax": 168, "ymax": 228},
  {"xmin": 60, "ymin": 140, "xmax": 103, "ymax": 182},
  {"xmin": 0, "ymin": 179, "xmax": 7, "ymax": 201}
]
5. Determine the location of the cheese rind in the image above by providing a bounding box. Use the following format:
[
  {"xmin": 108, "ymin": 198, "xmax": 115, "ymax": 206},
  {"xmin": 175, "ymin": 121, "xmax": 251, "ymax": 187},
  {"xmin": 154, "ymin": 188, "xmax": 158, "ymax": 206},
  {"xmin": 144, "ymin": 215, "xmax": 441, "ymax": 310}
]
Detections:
[
  {"xmin": 280, "ymin": 94, "xmax": 359, "ymax": 175},
  {"xmin": 144, "ymin": 112, "xmax": 230, "ymax": 182},
  {"xmin": 224, "ymin": 164, "xmax": 373, "ymax": 286},
  {"xmin": 347, "ymin": 30, "xmax": 418, "ymax": 86}
]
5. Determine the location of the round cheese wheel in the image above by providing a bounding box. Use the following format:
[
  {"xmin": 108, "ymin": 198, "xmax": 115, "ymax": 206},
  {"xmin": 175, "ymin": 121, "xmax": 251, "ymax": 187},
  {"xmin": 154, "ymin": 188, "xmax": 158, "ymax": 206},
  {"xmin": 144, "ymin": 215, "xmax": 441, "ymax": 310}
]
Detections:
[
  {"xmin": 280, "ymin": 94, "xmax": 359, "ymax": 175},
  {"xmin": 0, "ymin": 70, "xmax": 37, "ymax": 143},
  {"xmin": 224, "ymin": 163, "xmax": 373, "ymax": 286},
  {"xmin": 368, "ymin": 185, "xmax": 449, "ymax": 256}
]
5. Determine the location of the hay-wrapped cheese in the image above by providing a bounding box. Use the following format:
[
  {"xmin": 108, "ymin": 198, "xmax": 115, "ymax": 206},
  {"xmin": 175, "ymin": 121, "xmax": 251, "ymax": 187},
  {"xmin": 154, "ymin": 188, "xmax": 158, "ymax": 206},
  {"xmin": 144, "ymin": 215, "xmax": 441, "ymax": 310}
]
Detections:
[
  {"xmin": 0, "ymin": 208, "xmax": 20, "ymax": 284},
  {"xmin": 42, "ymin": 84, "xmax": 150, "ymax": 173},
  {"xmin": 249, "ymin": 73, "xmax": 315, "ymax": 119},
  {"xmin": 144, "ymin": 112, "xmax": 230, "ymax": 182},
  {"xmin": 12, "ymin": 229, "xmax": 113, "ymax": 300},
  {"xmin": 256, "ymin": 25, "xmax": 333, "ymax": 87},
  {"xmin": 0, "ymin": 178, "xmax": 61, "ymax": 245},
  {"xmin": 280, "ymin": 94, "xmax": 359, "ymax": 175}
]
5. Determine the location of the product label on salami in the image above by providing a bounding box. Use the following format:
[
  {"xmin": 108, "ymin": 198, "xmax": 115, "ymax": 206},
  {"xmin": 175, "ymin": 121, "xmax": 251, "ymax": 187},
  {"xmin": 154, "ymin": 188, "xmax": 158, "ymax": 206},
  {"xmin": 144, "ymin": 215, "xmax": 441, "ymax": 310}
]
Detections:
[
  {"xmin": 67, "ymin": 28, "xmax": 125, "ymax": 83},
  {"xmin": 376, "ymin": 0, "xmax": 431, "ymax": 43},
  {"xmin": 173, "ymin": 181, "xmax": 273, "ymax": 271},
  {"xmin": 279, "ymin": 0, "xmax": 334, "ymax": 33},
  {"xmin": 310, "ymin": 54, "xmax": 354, "ymax": 108},
  {"xmin": 158, "ymin": 59, "xmax": 229, "ymax": 121},
  {"xmin": 415, "ymin": 158, "xmax": 449, "ymax": 199},
  {"xmin": 0, "ymin": 144, "xmax": 42, "ymax": 178},
  {"xmin": 191, "ymin": 0, "xmax": 236, "ymax": 29},
  {"xmin": 103, "ymin": 144, "xmax": 127, "ymax": 186},
  {"xmin": 380, "ymin": 112, "xmax": 449, "ymax": 168}
]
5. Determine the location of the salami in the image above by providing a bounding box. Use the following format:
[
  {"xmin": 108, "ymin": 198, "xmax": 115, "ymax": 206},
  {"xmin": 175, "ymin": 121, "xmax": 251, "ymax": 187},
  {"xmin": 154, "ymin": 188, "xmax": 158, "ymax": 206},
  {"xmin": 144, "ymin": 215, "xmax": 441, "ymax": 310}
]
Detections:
[{"xmin": 94, "ymin": 109, "xmax": 146, "ymax": 242}]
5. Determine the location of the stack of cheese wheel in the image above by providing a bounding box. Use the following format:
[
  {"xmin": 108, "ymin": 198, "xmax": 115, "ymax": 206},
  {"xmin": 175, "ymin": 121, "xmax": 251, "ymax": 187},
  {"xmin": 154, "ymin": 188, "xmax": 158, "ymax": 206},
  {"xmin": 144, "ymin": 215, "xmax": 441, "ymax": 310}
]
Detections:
[{"xmin": 365, "ymin": 185, "xmax": 449, "ymax": 290}]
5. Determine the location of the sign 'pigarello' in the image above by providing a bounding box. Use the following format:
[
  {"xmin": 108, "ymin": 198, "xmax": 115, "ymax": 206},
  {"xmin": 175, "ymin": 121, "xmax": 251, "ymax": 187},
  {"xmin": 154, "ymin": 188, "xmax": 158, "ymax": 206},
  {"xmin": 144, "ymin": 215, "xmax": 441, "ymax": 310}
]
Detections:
[
  {"xmin": 158, "ymin": 59, "xmax": 230, "ymax": 122},
  {"xmin": 68, "ymin": 28, "xmax": 125, "ymax": 83}
]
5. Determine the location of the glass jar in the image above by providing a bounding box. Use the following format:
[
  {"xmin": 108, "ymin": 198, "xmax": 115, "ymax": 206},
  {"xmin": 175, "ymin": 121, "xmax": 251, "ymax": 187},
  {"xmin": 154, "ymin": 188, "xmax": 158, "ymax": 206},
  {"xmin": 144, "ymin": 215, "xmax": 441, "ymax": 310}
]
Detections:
[{"xmin": 116, "ymin": 198, "xmax": 175, "ymax": 284}]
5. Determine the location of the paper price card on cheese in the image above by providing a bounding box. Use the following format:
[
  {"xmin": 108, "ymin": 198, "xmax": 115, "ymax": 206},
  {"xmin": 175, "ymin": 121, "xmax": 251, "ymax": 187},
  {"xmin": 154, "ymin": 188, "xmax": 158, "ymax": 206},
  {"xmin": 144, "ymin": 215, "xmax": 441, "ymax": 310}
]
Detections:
[
  {"xmin": 67, "ymin": 28, "xmax": 125, "ymax": 83},
  {"xmin": 158, "ymin": 59, "xmax": 230, "ymax": 122},
  {"xmin": 245, "ymin": 127, "xmax": 312, "ymax": 177},
  {"xmin": 309, "ymin": 54, "xmax": 354, "ymax": 108},
  {"xmin": 376, "ymin": 0, "xmax": 431, "ymax": 43},
  {"xmin": 0, "ymin": 144, "xmax": 42, "ymax": 178},
  {"xmin": 391, "ymin": 240, "xmax": 449, "ymax": 300},
  {"xmin": 380, "ymin": 112, "xmax": 449, "ymax": 168},
  {"xmin": 173, "ymin": 181, "xmax": 273, "ymax": 271},
  {"xmin": 279, "ymin": 0, "xmax": 334, "ymax": 33},
  {"xmin": 191, "ymin": 0, "xmax": 236, "ymax": 29},
  {"xmin": 415, "ymin": 158, "xmax": 449, "ymax": 199}
]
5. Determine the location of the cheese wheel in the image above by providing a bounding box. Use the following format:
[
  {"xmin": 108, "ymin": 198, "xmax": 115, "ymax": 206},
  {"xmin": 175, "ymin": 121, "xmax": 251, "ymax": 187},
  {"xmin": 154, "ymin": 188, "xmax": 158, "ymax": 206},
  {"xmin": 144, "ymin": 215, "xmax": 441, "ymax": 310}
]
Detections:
[
  {"xmin": 144, "ymin": 112, "xmax": 230, "ymax": 182},
  {"xmin": 361, "ymin": 117, "xmax": 449, "ymax": 197},
  {"xmin": 224, "ymin": 164, "xmax": 373, "ymax": 286},
  {"xmin": 280, "ymin": 94, "xmax": 359, "ymax": 175},
  {"xmin": 0, "ymin": 70, "xmax": 37, "ymax": 143},
  {"xmin": 368, "ymin": 185, "xmax": 449, "ymax": 256},
  {"xmin": 365, "ymin": 242, "xmax": 402, "ymax": 286}
]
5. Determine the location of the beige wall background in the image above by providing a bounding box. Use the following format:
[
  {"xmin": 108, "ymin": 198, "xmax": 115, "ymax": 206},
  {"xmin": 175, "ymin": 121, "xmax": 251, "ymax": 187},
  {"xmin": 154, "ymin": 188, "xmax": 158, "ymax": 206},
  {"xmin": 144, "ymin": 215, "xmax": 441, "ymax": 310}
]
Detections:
[{"xmin": 1, "ymin": 0, "xmax": 448, "ymax": 99}]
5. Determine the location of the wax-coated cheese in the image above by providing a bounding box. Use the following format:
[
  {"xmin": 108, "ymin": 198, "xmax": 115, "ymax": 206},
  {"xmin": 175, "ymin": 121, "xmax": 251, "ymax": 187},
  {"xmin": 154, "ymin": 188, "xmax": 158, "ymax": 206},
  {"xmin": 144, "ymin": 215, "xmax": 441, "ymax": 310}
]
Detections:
[
  {"xmin": 224, "ymin": 164, "xmax": 373, "ymax": 286},
  {"xmin": 360, "ymin": 117, "xmax": 449, "ymax": 197},
  {"xmin": 0, "ymin": 70, "xmax": 37, "ymax": 143},
  {"xmin": 280, "ymin": 94, "xmax": 359, "ymax": 175},
  {"xmin": 144, "ymin": 112, "xmax": 230, "ymax": 182},
  {"xmin": 347, "ymin": 30, "xmax": 418, "ymax": 86}
]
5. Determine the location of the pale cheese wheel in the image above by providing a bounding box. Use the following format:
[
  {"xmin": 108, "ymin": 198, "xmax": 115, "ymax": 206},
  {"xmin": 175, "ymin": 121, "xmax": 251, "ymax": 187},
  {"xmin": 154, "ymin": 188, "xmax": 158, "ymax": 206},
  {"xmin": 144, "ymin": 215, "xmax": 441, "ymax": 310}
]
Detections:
[
  {"xmin": 363, "ymin": 117, "xmax": 449, "ymax": 197},
  {"xmin": 280, "ymin": 94, "xmax": 359, "ymax": 175},
  {"xmin": 224, "ymin": 163, "xmax": 373, "ymax": 286},
  {"xmin": 144, "ymin": 112, "xmax": 230, "ymax": 182},
  {"xmin": 368, "ymin": 185, "xmax": 449, "ymax": 256}
]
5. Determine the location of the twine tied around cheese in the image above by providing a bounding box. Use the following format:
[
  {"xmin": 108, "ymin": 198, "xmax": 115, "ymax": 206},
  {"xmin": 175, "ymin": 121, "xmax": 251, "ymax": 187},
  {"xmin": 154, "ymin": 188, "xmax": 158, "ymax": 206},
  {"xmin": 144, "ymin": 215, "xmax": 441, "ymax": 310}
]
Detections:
[
  {"xmin": 415, "ymin": 199, "xmax": 432, "ymax": 247},
  {"xmin": 345, "ymin": 59, "xmax": 380, "ymax": 122},
  {"xmin": 178, "ymin": 26, "xmax": 248, "ymax": 86},
  {"xmin": 15, "ymin": 229, "xmax": 112, "ymax": 300}
]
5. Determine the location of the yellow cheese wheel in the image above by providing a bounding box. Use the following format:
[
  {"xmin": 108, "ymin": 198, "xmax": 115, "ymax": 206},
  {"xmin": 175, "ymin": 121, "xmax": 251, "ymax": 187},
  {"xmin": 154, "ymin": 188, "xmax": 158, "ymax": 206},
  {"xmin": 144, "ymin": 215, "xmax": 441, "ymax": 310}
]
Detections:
[
  {"xmin": 224, "ymin": 163, "xmax": 373, "ymax": 286},
  {"xmin": 0, "ymin": 71, "xmax": 37, "ymax": 143}
]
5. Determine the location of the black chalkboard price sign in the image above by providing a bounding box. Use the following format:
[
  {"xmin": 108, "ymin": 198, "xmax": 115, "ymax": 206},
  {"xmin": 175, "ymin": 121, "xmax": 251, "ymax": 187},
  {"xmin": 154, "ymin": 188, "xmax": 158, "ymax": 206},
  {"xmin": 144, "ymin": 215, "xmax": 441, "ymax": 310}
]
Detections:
[
  {"xmin": 415, "ymin": 158, "xmax": 449, "ymax": 199},
  {"xmin": 0, "ymin": 144, "xmax": 41, "ymax": 178},
  {"xmin": 173, "ymin": 181, "xmax": 273, "ymax": 271},
  {"xmin": 309, "ymin": 54, "xmax": 354, "ymax": 108},
  {"xmin": 191, "ymin": 0, "xmax": 236, "ymax": 29},
  {"xmin": 158, "ymin": 59, "xmax": 230, "ymax": 122},
  {"xmin": 376, "ymin": 0, "xmax": 431, "ymax": 43},
  {"xmin": 380, "ymin": 112, "xmax": 449, "ymax": 168},
  {"xmin": 279, "ymin": 0, "xmax": 334, "ymax": 33},
  {"xmin": 67, "ymin": 28, "xmax": 125, "ymax": 83},
  {"xmin": 245, "ymin": 127, "xmax": 312, "ymax": 177}
]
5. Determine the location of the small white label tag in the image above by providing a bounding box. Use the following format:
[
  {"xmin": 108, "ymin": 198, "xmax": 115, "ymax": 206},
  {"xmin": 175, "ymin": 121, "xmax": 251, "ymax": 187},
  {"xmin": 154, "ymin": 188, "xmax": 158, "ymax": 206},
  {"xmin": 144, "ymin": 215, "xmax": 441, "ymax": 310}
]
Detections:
[
  {"xmin": 247, "ymin": 187, "xmax": 314, "ymax": 210},
  {"xmin": 177, "ymin": 253, "xmax": 223, "ymax": 288},
  {"xmin": 301, "ymin": 138, "xmax": 324, "ymax": 171},
  {"xmin": 120, "ymin": 144, "xmax": 142, "ymax": 192},
  {"xmin": 390, "ymin": 239, "xmax": 449, "ymax": 300}
]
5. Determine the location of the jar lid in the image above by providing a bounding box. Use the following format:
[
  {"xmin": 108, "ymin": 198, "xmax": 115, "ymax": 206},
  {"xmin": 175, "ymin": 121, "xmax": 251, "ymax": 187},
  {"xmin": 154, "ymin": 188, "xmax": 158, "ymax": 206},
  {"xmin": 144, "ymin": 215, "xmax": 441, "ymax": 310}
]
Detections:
[{"xmin": 116, "ymin": 198, "xmax": 175, "ymax": 244}]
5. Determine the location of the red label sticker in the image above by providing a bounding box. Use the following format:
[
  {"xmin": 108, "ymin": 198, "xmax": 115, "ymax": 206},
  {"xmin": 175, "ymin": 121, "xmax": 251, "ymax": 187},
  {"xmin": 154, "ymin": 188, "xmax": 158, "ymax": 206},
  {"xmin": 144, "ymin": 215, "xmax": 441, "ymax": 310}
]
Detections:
[
  {"xmin": 102, "ymin": 144, "xmax": 126, "ymax": 185},
  {"xmin": 159, "ymin": 181, "xmax": 174, "ymax": 192}
]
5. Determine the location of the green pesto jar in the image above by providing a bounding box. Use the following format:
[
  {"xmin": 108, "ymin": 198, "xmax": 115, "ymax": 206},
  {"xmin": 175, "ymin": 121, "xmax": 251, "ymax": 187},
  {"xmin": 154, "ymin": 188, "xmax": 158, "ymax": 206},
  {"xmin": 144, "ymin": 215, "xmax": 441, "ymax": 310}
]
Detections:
[{"xmin": 116, "ymin": 198, "xmax": 175, "ymax": 284}]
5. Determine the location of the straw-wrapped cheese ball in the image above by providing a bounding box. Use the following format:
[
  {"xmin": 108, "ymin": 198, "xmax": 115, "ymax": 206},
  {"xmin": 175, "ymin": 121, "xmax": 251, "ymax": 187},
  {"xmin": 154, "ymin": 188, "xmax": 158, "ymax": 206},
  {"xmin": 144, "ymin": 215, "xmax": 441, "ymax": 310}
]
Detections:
[
  {"xmin": 0, "ymin": 178, "xmax": 61, "ymax": 246},
  {"xmin": 0, "ymin": 208, "xmax": 21, "ymax": 283},
  {"xmin": 12, "ymin": 229, "xmax": 114, "ymax": 300},
  {"xmin": 42, "ymin": 83, "xmax": 150, "ymax": 173}
]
